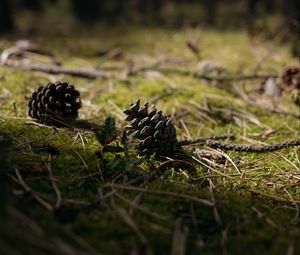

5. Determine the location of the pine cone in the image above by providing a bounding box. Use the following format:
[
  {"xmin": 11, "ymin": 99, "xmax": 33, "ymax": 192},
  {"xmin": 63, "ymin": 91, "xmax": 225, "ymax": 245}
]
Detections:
[
  {"xmin": 124, "ymin": 100, "xmax": 178, "ymax": 156},
  {"xmin": 28, "ymin": 81, "xmax": 81, "ymax": 124},
  {"xmin": 280, "ymin": 67, "xmax": 300, "ymax": 92}
]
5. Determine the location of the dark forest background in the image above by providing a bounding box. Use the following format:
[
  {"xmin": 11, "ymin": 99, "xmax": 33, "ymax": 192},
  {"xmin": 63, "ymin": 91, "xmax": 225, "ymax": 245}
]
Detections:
[
  {"xmin": 0, "ymin": 0, "xmax": 299, "ymax": 31},
  {"xmin": 0, "ymin": 0, "xmax": 299, "ymax": 57}
]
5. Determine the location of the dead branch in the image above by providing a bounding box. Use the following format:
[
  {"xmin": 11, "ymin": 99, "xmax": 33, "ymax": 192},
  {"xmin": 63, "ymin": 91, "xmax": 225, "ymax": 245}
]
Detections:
[
  {"xmin": 132, "ymin": 66, "xmax": 277, "ymax": 82},
  {"xmin": 1, "ymin": 59, "xmax": 108, "ymax": 79},
  {"xmin": 1, "ymin": 47, "xmax": 277, "ymax": 82}
]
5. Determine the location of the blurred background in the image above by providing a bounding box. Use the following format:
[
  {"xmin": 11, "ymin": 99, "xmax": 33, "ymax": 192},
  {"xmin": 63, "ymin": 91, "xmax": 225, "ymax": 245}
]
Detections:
[
  {"xmin": 1, "ymin": 0, "xmax": 299, "ymax": 56},
  {"xmin": 0, "ymin": 0, "xmax": 299, "ymax": 32}
]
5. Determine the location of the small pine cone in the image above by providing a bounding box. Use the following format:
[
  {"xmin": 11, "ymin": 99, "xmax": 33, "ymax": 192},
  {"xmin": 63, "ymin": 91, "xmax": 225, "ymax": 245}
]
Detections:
[
  {"xmin": 124, "ymin": 99, "xmax": 178, "ymax": 156},
  {"xmin": 28, "ymin": 81, "xmax": 81, "ymax": 124},
  {"xmin": 280, "ymin": 67, "xmax": 300, "ymax": 92}
]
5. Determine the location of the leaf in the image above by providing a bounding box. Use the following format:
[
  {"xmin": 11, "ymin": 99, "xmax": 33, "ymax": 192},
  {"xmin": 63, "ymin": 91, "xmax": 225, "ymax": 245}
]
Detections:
[{"xmin": 94, "ymin": 117, "xmax": 117, "ymax": 146}]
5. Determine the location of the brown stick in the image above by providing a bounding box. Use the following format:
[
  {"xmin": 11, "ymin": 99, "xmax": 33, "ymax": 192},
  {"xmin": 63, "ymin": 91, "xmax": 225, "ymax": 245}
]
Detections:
[
  {"xmin": 1, "ymin": 60, "xmax": 108, "ymax": 79},
  {"xmin": 133, "ymin": 66, "xmax": 278, "ymax": 82},
  {"xmin": 2, "ymin": 56, "xmax": 276, "ymax": 82},
  {"xmin": 206, "ymin": 138, "xmax": 300, "ymax": 152}
]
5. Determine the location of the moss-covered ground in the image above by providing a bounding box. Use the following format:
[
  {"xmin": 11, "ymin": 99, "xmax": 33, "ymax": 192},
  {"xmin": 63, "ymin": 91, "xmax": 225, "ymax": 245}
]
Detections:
[{"xmin": 0, "ymin": 27, "xmax": 299, "ymax": 255}]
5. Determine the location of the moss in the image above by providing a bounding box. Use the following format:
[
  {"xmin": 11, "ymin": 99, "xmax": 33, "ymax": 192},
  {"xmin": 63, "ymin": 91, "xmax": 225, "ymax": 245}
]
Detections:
[{"xmin": 0, "ymin": 27, "xmax": 299, "ymax": 254}]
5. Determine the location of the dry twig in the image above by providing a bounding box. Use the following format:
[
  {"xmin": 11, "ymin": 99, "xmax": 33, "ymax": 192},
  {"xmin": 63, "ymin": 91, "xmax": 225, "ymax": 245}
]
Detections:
[
  {"xmin": 46, "ymin": 154, "xmax": 62, "ymax": 209},
  {"xmin": 11, "ymin": 168, "xmax": 53, "ymax": 212},
  {"xmin": 206, "ymin": 138, "xmax": 300, "ymax": 152},
  {"xmin": 1, "ymin": 59, "xmax": 108, "ymax": 79},
  {"xmin": 104, "ymin": 183, "xmax": 215, "ymax": 206}
]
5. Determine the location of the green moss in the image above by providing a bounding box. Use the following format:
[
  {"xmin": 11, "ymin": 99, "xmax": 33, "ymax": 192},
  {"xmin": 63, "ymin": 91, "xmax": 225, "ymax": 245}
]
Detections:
[{"xmin": 0, "ymin": 27, "xmax": 299, "ymax": 254}]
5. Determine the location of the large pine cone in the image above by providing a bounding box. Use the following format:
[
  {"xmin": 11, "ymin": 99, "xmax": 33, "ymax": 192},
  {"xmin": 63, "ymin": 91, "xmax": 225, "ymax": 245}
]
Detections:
[
  {"xmin": 28, "ymin": 81, "xmax": 81, "ymax": 124},
  {"xmin": 280, "ymin": 67, "xmax": 300, "ymax": 91},
  {"xmin": 124, "ymin": 100, "xmax": 178, "ymax": 156}
]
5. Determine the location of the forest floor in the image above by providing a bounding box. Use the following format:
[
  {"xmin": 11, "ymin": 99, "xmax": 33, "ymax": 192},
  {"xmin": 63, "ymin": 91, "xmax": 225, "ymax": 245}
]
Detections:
[{"xmin": 0, "ymin": 27, "xmax": 300, "ymax": 255}]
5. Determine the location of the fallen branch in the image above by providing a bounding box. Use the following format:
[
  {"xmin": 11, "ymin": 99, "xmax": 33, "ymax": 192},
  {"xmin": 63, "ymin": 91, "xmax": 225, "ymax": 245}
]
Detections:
[
  {"xmin": 206, "ymin": 138, "xmax": 300, "ymax": 152},
  {"xmin": 1, "ymin": 52, "xmax": 277, "ymax": 82},
  {"xmin": 133, "ymin": 66, "xmax": 278, "ymax": 82},
  {"xmin": 1, "ymin": 59, "xmax": 108, "ymax": 79}
]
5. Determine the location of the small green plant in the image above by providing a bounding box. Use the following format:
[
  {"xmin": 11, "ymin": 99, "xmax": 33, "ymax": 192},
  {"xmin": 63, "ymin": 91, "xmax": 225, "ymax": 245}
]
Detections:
[
  {"xmin": 93, "ymin": 117, "xmax": 142, "ymax": 177},
  {"xmin": 93, "ymin": 117, "xmax": 118, "ymax": 147}
]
